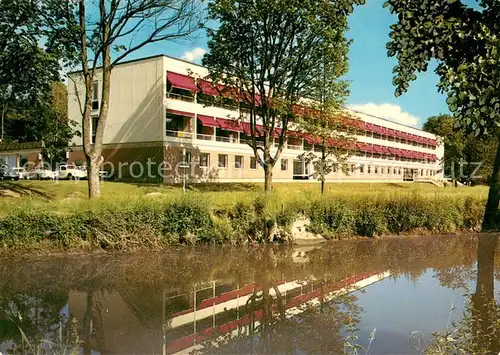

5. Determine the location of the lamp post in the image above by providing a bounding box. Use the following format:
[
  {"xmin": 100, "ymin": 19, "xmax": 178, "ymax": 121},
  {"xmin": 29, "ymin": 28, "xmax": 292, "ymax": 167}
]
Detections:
[{"xmin": 182, "ymin": 147, "xmax": 186, "ymax": 194}]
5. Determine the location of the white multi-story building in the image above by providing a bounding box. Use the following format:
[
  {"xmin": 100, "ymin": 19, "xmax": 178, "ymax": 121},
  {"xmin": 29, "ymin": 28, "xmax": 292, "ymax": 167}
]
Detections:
[{"xmin": 67, "ymin": 54, "xmax": 444, "ymax": 183}]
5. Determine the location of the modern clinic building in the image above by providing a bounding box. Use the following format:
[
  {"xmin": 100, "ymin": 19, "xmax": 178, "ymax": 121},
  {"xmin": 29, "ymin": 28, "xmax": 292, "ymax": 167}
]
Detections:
[{"xmin": 64, "ymin": 54, "xmax": 444, "ymax": 183}]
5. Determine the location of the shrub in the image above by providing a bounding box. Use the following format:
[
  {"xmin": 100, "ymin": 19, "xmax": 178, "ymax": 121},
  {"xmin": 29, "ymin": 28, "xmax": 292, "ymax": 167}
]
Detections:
[
  {"xmin": 354, "ymin": 203, "xmax": 386, "ymax": 237},
  {"xmin": 308, "ymin": 199, "xmax": 356, "ymax": 237},
  {"xmin": 162, "ymin": 198, "xmax": 213, "ymax": 243}
]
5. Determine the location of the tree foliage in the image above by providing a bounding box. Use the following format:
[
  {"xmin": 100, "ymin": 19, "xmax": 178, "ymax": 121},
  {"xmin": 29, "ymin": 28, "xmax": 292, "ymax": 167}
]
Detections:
[
  {"xmin": 423, "ymin": 114, "xmax": 497, "ymax": 183},
  {"xmin": 203, "ymin": 0, "xmax": 363, "ymax": 192},
  {"xmin": 385, "ymin": 0, "xmax": 500, "ymax": 230}
]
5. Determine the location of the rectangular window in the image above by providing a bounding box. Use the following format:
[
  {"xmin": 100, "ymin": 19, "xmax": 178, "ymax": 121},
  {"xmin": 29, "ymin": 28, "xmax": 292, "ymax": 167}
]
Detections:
[
  {"xmin": 179, "ymin": 151, "xmax": 191, "ymax": 168},
  {"xmin": 350, "ymin": 164, "xmax": 355, "ymax": 173},
  {"xmin": 234, "ymin": 155, "xmax": 243, "ymax": 169},
  {"xmin": 281, "ymin": 159, "xmax": 288, "ymax": 171},
  {"xmin": 250, "ymin": 157, "xmax": 257, "ymax": 170},
  {"xmin": 92, "ymin": 81, "xmax": 99, "ymax": 110},
  {"xmin": 375, "ymin": 166, "xmax": 379, "ymax": 174},
  {"xmin": 200, "ymin": 153, "xmax": 209, "ymax": 167},
  {"xmin": 360, "ymin": 165, "xmax": 364, "ymax": 174},
  {"xmin": 368, "ymin": 165, "xmax": 371, "ymax": 174},
  {"xmin": 218, "ymin": 154, "xmax": 228, "ymax": 168},
  {"xmin": 91, "ymin": 116, "xmax": 98, "ymax": 143}
]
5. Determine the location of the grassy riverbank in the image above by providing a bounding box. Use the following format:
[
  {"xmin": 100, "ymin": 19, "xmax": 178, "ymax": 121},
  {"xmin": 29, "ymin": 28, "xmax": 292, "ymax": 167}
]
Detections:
[{"xmin": 0, "ymin": 181, "xmax": 491, "ymax": 251}]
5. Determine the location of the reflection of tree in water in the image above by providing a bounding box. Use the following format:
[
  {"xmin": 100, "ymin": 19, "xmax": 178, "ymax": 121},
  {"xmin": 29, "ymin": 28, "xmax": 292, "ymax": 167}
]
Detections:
[
  {"xmin": 190, "ymin": 247, "xmax": 361, "ymax": 355},
  {"xmin": 0, "ymin": 291, "xmax": 79, "ymax": 354},
  {"xmin": 425, "ymin": 235, "xmax": 500, "ymax": 354}
]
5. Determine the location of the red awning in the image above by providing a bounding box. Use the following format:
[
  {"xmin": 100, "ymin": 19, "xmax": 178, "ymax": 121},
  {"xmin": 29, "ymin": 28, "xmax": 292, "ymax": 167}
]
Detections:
[
  {"xmin": 167, "ymin": 109, "xmax": 195, "ymax": 117},
  {"xmin": 380, "ymin": 146, "xmax": 391, "ymax": 154},
  {"xmin": 167, "ymin": 72, "xmax": 197, "ymax": 91},
  {"xmin": 272, "ymin": 127, "xmax": 283, "ymax": 138},
  {"xmin": 372, "ymin": 145, "xmax": 384, "ymax": 153},
  {"xmin": 197, "ymin": 115, "xmax": 218, "ymax": 127},
  {"xmin": 400, "ymin": 149, "xmax": 411, "ymax": 158},
  {"xmin": 365, "ymin": 123, "xmax": 377, "ymax": 134},
  {"xmin": 241, "ymin": 122, "xmax": 264, "ymax": 135},
  {"xmin": 365, "ymin": 144, "xmax": 376, "ymax": 153},
  {"xmin": 387, "ymin": 128, "xmax": 398, "ymax": 138},
  {"xmin": 387, "ymin": 147, "xmax": 398, "ymax": 155},
  {"xmin": 379, "ymin": 126, "xmax": 390, "ymax": 136},
  {"xmin": 429, "ymin": 154, "xmax": 438, "ymax": 161},
  {"xmin": 394, "ymin": 130, "xmax": 405, "ymax": 138},
  {"xmin": 303, "ymin": 133, "xmax": 322, "ymax": 145},
  {"xmin": 217, "ymin": 118, "xmax": 243, "ymax": 132},
  {"xmin": 198, "ymin": 80, "xmax": 219, "ymax": 96}
]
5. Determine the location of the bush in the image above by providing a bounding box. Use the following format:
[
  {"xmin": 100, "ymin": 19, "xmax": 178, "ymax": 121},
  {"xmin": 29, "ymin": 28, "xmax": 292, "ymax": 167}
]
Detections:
[
  {"xmin": 0, "ymin": 191, "xmax": 487, "ymax": 250},
  {"xmin": 162, "ymin": 198, "xmax": 213, "ymax": 243},
  {"xmin": 354, "ymin": 203, "xmax": 386, "ymax": 237},
  {"xmin": 308, "ymin": 199, "xmax": 356, "ymax": 237}
]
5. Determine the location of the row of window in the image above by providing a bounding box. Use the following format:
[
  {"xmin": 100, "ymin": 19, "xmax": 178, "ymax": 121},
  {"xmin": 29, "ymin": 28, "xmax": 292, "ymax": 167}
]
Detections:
[
  {"xmin": 199, "ymin": 153, "xmax": 263, "ymax": 170},
  {"xmin": 167, "ymin": 87, "xmax": 437, "ymax": 150},
  {"xmin": 190, "ymin": 153, "xmax": 438, "ymax": 176}
]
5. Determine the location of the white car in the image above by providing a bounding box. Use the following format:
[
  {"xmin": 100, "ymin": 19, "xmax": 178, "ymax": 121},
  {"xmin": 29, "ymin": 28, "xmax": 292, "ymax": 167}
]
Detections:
[
  {"xmin": 11, "ymin": 167, "xmax": 30, "ymax": 180},
  {"xmin": 34, "ymin": 167, "xmax": 57, "ymax": 180},
  {"xmin": 57, "ymin": 165, "xmax": 87, "ymax": 180}
]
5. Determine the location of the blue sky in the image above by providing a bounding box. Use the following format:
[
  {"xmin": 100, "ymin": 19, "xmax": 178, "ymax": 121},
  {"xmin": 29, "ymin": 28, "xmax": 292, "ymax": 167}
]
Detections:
[{"xmin": 129, "ymin": 0, "xmax": 450, "ymax": 128}]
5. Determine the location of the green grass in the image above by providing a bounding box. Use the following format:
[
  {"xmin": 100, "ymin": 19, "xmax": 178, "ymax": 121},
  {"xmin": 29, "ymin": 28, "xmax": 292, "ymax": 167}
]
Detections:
[{"xmin": 0, "ymin": 180, "xmax": 489, "ymax": 216}]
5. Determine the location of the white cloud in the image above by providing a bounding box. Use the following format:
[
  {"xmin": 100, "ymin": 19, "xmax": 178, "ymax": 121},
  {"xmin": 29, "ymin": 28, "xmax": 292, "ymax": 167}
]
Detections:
[
  {"xmin": 348, "ymin": 103, "xmax": 419, "ymax": 126},
  {"xmin": 182, "ymin": 47, "xmax": 206, "ymax": 62}
]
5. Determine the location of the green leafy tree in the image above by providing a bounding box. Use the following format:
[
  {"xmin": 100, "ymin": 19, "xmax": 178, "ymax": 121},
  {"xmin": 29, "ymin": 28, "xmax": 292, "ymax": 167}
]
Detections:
[
  {"xmin": 43, "ymin": 0, "xmax": 203, "ymax": 198},
  {"xmin": 0, "ymin": 0, "xmax": 62, "ymax": 144},
  {"xmin": 203, "ymin": 0, "xmax": 363, "ymax": 193},
  {"xmin": 385, "ymin": 0, "xmax": 500, "ymax": 230},
  {"xmin": 296, "ymin": 110, "xmax": 355, "ymax": 194},
  {"xmin": 296, "ymin": 56, "xmax": 355, "ymax": 194},
  {"xmin": 41, "ymin": 82, "xmax": 78, "ymax": 169}
]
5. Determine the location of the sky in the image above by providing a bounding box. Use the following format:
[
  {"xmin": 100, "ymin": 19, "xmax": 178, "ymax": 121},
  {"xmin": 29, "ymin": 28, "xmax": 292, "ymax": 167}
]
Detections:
[{"xmin": 124, "ymin": 0, "xmax": 450, "ymax": 128}]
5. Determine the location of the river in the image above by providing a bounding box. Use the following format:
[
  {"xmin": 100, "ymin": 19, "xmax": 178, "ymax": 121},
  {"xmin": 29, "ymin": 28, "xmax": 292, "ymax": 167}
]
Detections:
[{"xmin": 0, "ymin": 234, "xmax": 499, "ymax": 354}]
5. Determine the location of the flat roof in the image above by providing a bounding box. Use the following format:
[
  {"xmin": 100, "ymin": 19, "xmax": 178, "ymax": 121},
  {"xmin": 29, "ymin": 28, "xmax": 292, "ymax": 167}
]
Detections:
[{"xmin": 67, "ymin": 53, "xmax": 206, "ymax": 76}]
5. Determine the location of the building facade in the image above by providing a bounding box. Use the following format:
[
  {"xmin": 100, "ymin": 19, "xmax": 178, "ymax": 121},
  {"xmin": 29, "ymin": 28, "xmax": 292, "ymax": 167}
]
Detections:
[{"xmin": 67, "ymin": 54, "xmax": 444, "ymax": 183}]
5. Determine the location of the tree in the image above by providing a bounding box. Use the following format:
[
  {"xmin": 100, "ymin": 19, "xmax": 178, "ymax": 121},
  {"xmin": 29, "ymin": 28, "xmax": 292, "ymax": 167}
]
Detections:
[
  {"xmin": 41, "ymin": 82, "xmax": 77, "ymax": 168},
  {"xmin": 44, "ymin": 0, "xmax": 203, "ymax": 198},
  {"xmin": 423, "ymin": 114, "xmax": 497, "ymax": 183},
  {"xmin": 0, "ymin": 0, "xmax": 62, "ymax": 143},
  {"xmin": 296, "ymin": 110, "xmax": 355, "ymax": 194},
  {"xmin": 203, "ymin": 0, "xmax": 363, "ymax": 193},
  {"xmin": 385, "ymin": 0, "xmax": 500, "ymax": 230},
  {"xmin": 295, "ymin": 55, "xmax": 355, "ymax": 194}
]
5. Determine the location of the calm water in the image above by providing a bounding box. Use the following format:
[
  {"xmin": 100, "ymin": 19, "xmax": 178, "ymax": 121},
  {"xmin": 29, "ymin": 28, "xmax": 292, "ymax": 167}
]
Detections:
[{"xmin": 0, "ymin": 235, "xmax": 499, "ymax": 354}]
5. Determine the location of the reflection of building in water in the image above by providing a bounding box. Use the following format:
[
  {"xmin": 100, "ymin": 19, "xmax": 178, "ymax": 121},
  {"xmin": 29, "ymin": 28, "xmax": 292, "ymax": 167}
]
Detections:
[{"xmin": 68, "ymin": 271, "xmax": 390, "ymax": 355}]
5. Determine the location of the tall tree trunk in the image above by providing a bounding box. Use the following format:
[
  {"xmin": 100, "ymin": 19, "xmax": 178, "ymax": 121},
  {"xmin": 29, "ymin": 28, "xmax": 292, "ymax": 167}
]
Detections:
[
  {"xmin": 1, "ymin": 101, "xmax": 5, "ymax": 141},
  {"xmin": 264, "ymin": 163, "xmax": 272, "ymax": 193},
  {"xmin": 263, "ymin": 139, "xmax": 273, "ymax": 193},
  {"xmin": 87, "ymin": 155, "xmax": 101, "ymax": 198},
  {"xmin": 482, "ymin": 135, "xmax": 500, "ymax": 231},
  {"xmin": 321, "ymin": 146, "xmax": 326, "ymax": 194},
  {"xmin": 471, "ymin": 235, "xmax": 499, "ymax": 353}
]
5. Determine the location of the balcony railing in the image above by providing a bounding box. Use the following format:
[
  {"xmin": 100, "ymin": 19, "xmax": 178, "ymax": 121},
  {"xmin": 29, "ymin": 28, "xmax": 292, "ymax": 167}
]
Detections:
[
  {"xmin": 196, "ymin": 133, "xmax": 215, "ymax": 141},
  {"xmin": 216, "ymin": 136, "xmax": 237, "ymax": 143},
  {"xmin": 166, "ymin": 93, "xmax": 195, "ymax": 102},
  {"xmin": 287, "ymin": 144, "xmax": 302, "ymax": 150},
  {"xmin": 166, "ymin": 130, "xmax": 194, "ymax": 139}
]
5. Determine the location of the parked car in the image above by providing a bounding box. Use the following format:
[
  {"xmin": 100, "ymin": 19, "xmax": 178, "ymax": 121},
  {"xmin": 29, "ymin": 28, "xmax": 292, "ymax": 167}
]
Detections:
[
  {"xmin": 11, "ymin": 167, "xmax": 30, "ymax": 180},
  {"xmin": 34, "ymin": 167, "xmax": 57, "ymax": 180},
  {"xmin": 0, "ymin": 164, "xmax": 20, "ymax": 180},
  {"xmin": 57, "ymin": 165, "xmax": 87, "ymax": 180}
]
